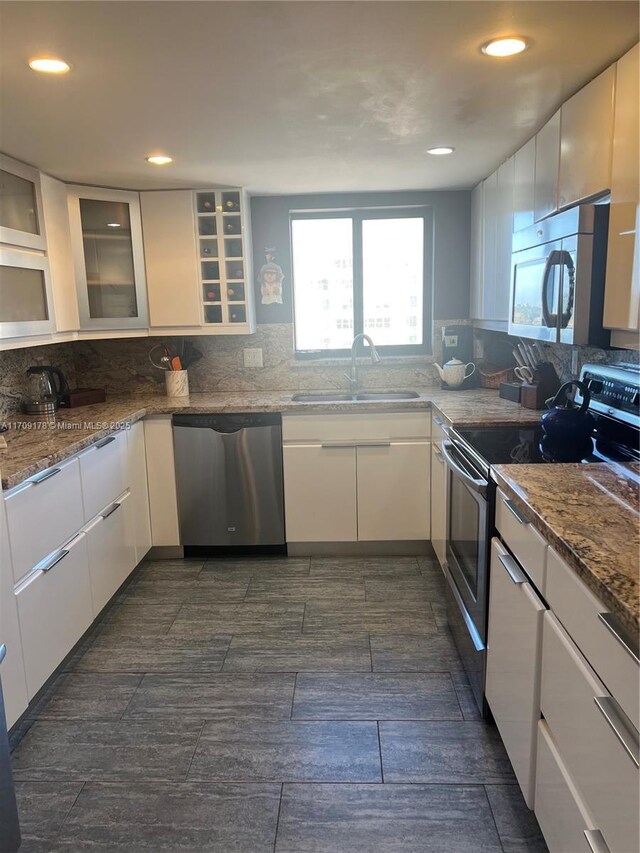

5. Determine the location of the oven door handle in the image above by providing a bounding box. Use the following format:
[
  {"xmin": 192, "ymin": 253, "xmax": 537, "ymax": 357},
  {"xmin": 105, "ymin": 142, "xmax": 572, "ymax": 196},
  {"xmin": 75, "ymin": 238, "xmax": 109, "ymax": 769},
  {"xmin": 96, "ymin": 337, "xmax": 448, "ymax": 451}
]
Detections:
[{"xmin": 441, "ymin": 441, "xmax": 488, "ymax": 496}]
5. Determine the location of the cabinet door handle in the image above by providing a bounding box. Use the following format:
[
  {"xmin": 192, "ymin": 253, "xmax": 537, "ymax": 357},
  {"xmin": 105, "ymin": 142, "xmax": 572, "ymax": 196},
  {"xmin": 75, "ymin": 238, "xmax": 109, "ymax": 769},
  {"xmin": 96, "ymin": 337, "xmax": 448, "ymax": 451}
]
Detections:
[
  {"xmin": 504, "ymin": 498, "xmax": 529, "ymax": 525},
  {"xmin": 320, "ymin": 442, "xmax": 356, "ymax": 449},
  {"xmin": 356, "ymin": 441, "xmax": 391, "ymax": 448},
  {"xmin": 498, "ymin": 552, "xmax": 527, "ymax": 585},
  {"xmin": 95, "ymin": 435, "xmax": 116, "ymax": 449},
  {"xmin": 598, "ymin": 612, "xmax": 640, "ymax": 664},
  {"xmin": 434, "ymin": 447, "xmax": 444, "ymax": 463},
  {"xmin": 41, "ymin": 548, "xmax": 69, "ymax": 573},
  {"xmin": 583, "ymin": 830, "xmax": 610, "ymax": 853},
  {"xmin": 31, "ymin": 467, "xmax": 61, "ymax": 486},
  {"xmin": 101, "ymin": 502, "xmax": 121, "ymax": 519},
  {"xmin": 594, "ymin": 696, "xmax": 639, "ymax": 768}
]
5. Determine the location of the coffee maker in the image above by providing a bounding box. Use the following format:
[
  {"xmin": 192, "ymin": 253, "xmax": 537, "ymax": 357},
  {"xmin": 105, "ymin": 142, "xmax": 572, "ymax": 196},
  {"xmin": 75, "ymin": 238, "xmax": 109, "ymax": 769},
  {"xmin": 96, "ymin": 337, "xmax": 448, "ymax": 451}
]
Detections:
[{"xmin": 440, "ymin": 325, "xmax": 477, "ymax": 390}]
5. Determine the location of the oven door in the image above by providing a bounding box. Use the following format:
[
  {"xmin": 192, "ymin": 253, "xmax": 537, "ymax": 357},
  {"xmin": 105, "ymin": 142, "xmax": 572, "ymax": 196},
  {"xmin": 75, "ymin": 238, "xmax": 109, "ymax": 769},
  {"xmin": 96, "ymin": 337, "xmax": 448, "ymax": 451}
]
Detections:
[{"xmin": 441, "ymin": 439, "xmax": 491, "ymax": 714}]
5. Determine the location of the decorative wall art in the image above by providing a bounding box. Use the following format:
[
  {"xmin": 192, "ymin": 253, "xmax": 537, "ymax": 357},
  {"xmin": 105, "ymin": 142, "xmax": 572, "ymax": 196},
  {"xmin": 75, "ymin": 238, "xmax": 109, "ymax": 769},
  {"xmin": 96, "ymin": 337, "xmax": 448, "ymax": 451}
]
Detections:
[{"xmin": 258, "ymin": 247, "xmax": 285, "ymax": 305}]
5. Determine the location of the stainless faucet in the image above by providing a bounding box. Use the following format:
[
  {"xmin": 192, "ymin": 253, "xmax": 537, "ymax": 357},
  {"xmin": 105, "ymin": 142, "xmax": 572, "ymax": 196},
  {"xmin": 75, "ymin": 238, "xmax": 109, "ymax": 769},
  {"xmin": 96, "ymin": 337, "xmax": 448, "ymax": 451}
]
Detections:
[{"xmin": 345, "ymin": 334, "xmax": 381, "ymax": 392}]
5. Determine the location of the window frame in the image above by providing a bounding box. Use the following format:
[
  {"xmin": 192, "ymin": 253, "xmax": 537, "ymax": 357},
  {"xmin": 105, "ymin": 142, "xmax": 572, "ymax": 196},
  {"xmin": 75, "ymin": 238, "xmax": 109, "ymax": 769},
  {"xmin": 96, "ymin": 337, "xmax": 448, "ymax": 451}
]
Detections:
[{"xmin": 290, "ymin": 206, "xmax": 433, "ymax": 359}]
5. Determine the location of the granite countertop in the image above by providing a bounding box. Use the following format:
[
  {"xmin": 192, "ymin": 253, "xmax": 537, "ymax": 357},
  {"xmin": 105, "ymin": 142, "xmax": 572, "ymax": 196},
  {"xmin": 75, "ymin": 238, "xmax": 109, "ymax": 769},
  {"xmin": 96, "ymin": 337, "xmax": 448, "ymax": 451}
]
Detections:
[
  {"xmin": 492, "ymin": 463, "xmax": 640, "ymax": 635},
  {"xmin": 0, "ymin": 387, "xmax": 541, "ymax": 490}
]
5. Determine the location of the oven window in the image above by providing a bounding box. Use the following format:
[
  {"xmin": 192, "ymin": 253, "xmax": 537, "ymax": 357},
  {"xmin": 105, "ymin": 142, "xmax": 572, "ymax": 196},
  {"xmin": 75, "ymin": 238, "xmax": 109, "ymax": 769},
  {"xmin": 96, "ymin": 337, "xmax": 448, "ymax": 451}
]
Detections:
[{"xmin": 449, "ymin": 475, "xmax": 480, "ymax": 598}]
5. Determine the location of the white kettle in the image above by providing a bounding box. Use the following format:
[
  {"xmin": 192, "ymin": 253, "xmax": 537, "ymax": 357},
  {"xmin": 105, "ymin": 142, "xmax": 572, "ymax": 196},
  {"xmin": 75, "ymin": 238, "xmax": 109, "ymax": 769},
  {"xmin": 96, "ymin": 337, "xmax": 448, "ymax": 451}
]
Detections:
[{"xmin": 434, "ymin": 357, "xmax": 476, "ymax": 388}]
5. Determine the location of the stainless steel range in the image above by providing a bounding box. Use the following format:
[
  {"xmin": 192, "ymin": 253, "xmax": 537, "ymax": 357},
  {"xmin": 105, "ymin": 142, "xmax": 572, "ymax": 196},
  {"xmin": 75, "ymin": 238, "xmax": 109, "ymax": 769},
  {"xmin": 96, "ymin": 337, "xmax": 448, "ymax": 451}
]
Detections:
[{"xmin": 440, "ymin": 362, "xmax": 640, "ymax": 716}]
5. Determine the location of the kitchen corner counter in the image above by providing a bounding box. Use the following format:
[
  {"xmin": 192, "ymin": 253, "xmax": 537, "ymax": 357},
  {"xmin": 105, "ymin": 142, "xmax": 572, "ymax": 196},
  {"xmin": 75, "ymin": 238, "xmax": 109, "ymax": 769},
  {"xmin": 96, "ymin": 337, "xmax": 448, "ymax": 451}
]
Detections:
[
  {"xmin": 0, "ymin": 387, "xmax": 541, "ymax": 491},
  {"xmin": 492, "ymin": 462, "xmax": 640, "ymax": 635}
]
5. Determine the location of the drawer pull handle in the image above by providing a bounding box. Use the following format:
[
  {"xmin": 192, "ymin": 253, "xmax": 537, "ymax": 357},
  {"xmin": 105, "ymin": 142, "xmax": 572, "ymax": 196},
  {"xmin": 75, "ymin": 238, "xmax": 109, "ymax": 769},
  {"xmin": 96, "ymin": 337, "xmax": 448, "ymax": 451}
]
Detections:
[
  {"xmin": 433, "ymin": 416, "xmax": 443, "ymax": 426},
  {"xmin": 594, "ymin": 696, "xmax": 640, "ymax": 768},
  {"xmin": 321, "ymin": 442, "xmax": 355, "ymax": 449},
  {"xmin": 101, "ymin": 502, "xmax": 121, "ymax": 519},
  {"xmin": 598, "ymin": 612, "xmax": 640, "ymax": 664},
  {"xmin": 434, "ymin": 447, "xmax": 444, "ymax": 463},
  {"xmin": 584, "ymin": 830, "xmax": 610, "ymax": 853},
  {"xmin": 356, "ymin": 441, "xmax": 391, "ymax": 448},
  {"xmin": 41, "ymin": 548, "xmax": 69, "ymax": 573},
  {"xmin": 95, "ymin": 435, "xmax": 116, "ymax": 449},
  {"xmin": 498, "ymin": 552, "xmax": 527, "ymax": 585},
  {"xmin": 31, "ymin": 467, "xmax": 61, "ymax": 486},
  {"xmin": 504, "ymin": 498, "xmax": 529, "ymax": 525}
]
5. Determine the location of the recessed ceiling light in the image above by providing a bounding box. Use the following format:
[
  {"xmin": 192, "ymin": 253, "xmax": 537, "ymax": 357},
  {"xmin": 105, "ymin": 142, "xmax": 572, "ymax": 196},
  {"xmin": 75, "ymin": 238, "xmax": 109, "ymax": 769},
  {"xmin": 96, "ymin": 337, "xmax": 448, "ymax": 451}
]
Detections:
[
  {"xmin": 146, "ymin": 155, "xmax": 173, "ymax": 166},
  {"xmin": 29, "ymin": 57, "xmax": 71, "ymax": 74},
  {"xmin": 106, "ymin": 223, "xmax": 121, "ymax": 228},
  {"xmin": 427, "ymin": 147, "xmax": 455, "ymax": 156},
  {"xmin": 481, "ymin": 37, "xmax": 528, "ymax": 57}
]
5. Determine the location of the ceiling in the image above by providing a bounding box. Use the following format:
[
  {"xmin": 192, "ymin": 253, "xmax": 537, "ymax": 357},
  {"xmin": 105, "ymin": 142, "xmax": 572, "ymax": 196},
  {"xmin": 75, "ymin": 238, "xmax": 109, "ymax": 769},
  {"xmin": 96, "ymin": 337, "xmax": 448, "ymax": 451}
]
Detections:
[{"xmin": 0, "ymin": 1, "xmax": 638, "ymax": 195}]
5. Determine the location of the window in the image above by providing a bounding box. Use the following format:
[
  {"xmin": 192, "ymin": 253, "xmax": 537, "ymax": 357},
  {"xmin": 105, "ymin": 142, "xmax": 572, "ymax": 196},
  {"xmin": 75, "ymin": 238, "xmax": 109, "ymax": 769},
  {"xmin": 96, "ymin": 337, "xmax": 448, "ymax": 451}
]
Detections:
[{"xmin": 291, "ymin": 208, "xmax": 432, "ymax": 357}]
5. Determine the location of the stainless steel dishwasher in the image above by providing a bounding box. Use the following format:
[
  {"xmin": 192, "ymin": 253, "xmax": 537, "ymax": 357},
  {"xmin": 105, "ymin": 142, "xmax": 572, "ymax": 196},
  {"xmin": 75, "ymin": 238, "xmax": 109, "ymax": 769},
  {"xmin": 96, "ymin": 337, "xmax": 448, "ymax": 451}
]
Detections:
[{"xmin": 172, "ymin": 413, "xmax": 285, "ymax": 551}]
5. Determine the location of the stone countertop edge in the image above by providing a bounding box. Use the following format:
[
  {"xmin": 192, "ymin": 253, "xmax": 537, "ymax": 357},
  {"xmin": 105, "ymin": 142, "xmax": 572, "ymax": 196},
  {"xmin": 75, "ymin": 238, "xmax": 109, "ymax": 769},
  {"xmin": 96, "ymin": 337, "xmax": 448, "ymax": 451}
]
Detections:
[
  {"xmin": 0, "ymin": 388, "xmax": 541, "ymax": 491},
  {"xmin": 491, "ymin": 464, "xmax": 640, "ymax": 636}
]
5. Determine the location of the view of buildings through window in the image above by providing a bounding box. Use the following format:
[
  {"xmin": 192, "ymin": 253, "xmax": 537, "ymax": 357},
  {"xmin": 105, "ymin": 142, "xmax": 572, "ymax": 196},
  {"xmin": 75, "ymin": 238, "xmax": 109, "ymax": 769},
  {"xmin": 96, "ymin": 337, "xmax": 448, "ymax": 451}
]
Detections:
[{"xmin": 291, "ymin": 213, "xmax": 425, "ymax": 353}]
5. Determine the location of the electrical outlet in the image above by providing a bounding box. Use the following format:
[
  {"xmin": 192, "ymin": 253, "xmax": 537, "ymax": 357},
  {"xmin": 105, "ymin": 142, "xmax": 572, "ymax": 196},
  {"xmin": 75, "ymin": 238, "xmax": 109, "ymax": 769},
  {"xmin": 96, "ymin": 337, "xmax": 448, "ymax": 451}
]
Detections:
[
  {"xmin": 243, "ymin": 347, "xmax": 263, "ymax": 368},
  {"xmin": 571, "ymin": 348, "xmax": 579, "ymax": 376}
]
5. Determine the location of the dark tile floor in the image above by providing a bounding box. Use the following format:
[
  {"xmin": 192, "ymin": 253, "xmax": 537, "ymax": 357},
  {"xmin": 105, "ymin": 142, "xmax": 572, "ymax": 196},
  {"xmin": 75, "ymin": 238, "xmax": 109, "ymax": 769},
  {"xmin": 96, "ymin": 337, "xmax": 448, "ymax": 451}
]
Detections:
[{"xmin": 11, "ymin": 552, "xmax": 548, "ymax": 852}]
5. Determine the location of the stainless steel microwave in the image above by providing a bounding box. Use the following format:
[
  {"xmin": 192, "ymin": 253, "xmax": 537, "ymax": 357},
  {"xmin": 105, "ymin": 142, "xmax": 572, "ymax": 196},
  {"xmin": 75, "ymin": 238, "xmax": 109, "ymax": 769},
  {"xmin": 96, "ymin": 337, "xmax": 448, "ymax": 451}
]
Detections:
[{"xmin": 509, "ymin": 204, "xmax": 610, "ymax": 346}]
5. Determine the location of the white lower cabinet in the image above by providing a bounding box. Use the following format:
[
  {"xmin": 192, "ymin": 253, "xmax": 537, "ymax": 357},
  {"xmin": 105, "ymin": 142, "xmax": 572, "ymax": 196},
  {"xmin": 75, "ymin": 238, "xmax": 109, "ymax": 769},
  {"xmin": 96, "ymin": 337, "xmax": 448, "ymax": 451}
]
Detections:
[
  {"xmin": 430, "ymin": 440, "xmax": 447, "ymax": 566},
  {"xmin": 127, "ymin": 421, "xmax": 152, "ymax": 562},
  {"xmin": 357, "ymin": 442, "xmax": 429, "ymax": 541},
  {"xmin": 541, "ymin": 613, "xmax": 639, "ymax": 853},
  {"xmin": 535, "ymin": 721, "xmax": 597, "ymax": 853},
  {"xmin": 0, "ymin": 492, "xmax": 28, "ymax": 727},
  {"xmin": 78, "ymin": 430, "xmax": 128, "ymax": 522},
  {"xmin": 486, "ymin": 537, "xmax": 546, "ymax": 807},
  {"xmin": 5, "ymin": 456, "xmax": 84, "ymax": 584},
  {"xmin": 283, "ymin": 444, "xmax": 357, "ymax": 542},
  {"xmin": 85, "ymin": 491, "xmax": 136, "ymax": 616},
  {"xmin": 15, "ymin": 531, "xmax": 93, "ymax": 699},
  {"xmin": 282, "ymin": 412, "xmax": 430, "ymax": 545}
]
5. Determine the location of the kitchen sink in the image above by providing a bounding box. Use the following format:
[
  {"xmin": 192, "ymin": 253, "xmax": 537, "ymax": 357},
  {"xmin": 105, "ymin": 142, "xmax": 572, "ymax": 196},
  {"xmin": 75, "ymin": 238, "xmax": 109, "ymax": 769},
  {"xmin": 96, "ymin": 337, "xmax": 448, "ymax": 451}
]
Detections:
[
  {"xmin": 355, "ymin": 391, "xmax": 420, "ymax": 401},
  {"xmin": 291, "ymin": 391, "xmax": 420, "ymax": 403}
]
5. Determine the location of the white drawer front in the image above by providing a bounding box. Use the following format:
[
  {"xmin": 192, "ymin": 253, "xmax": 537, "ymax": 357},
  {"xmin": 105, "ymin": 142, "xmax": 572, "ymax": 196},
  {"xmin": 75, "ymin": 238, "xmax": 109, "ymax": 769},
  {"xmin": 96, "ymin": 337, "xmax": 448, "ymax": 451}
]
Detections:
[
  {"xmin": 15, "ymin": 532, "xmax": 93, "ymax": 699},
  {"xmin": 495, "ymin": 488, "xmax": 547, "ymax": 592},
  {"xmin": 546, "ymin": 546, "xmax": 639, "ymax": 731},
  {"xmin": 127, "ymin": 421, "xmax": 152, "ymax": 562},
  {"xmin": 282, "ymin": 412, "xmax": 430, "ymax": 443},
  {"xmin": 542, "ymin": 613, "xmax": 639, "ymax": 853},
  {"xmin": 79, "ymin": 431, "xmax": 128, "ymax": 521},
  {"xmin": 5, "ymin": 457, "xmax": 84, "ymax": 584},
  {"xmin": 535, "ymin": 721, "xmax": 595, "ymax": 853},
  {"xmin": 85, "ymin": 491, "xmax": 136, "ymax": 615},
  {"xmin": 486, "ymin": 537, "xmax": 546, "ymax": 807}
]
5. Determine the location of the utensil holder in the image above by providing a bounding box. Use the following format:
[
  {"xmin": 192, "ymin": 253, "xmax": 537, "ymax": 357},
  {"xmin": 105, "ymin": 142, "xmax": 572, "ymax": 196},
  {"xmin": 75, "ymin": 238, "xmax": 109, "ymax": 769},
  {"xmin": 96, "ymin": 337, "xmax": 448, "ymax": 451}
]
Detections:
[{"xmin": 165, "ymin": 370, "xmax": 189, "ymax": 397}]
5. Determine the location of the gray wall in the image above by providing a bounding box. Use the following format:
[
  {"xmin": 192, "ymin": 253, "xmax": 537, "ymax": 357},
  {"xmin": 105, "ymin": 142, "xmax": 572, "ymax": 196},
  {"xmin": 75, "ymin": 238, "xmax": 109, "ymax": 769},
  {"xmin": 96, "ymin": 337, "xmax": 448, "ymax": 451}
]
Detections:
[{"xmin": 250, "ymin": 190, "xmax": 471, "ymax": 325}]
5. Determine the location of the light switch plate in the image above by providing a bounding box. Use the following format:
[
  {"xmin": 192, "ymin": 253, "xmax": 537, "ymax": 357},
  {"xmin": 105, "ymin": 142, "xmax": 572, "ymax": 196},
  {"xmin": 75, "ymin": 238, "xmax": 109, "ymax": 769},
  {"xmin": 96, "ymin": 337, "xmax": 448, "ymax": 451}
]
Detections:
[{"xmin": 243, "ymin": 347, "xmax": 263, "ymax": 368}]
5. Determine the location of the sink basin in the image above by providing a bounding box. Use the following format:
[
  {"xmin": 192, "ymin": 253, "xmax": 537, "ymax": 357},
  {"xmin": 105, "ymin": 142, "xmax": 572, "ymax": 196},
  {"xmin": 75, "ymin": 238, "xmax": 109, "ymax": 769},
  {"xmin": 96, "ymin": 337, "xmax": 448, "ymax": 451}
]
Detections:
[
  {"xmin": 291, "ymin": 391, "xmax": 420, "ymax": 403},
  {"xmin": 355, "ymin": 391, "xmax": 420, "ymax": 401},
  {"xmin": 291, "ymin": 393, "xmax": 354, "ymax": 402}
]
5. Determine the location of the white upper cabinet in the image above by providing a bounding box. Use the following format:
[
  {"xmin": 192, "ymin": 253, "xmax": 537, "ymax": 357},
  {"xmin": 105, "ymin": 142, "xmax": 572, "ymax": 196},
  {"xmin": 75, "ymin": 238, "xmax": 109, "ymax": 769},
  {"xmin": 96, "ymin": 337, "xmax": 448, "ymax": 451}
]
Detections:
[
  {"xmin": 469, "ymin": 182, "xmax": 483, "ymax": 320},
  {"xmin": 494, "ymin": 156, "xmax": 515, "ymax": 323},
  {"xmin": 534, "ymin": 110, "xmax": 560, "ymax": 222},
  {"xmin": 558, "ymin": 64, "xmax": 616, "ymax": 210},
  {"xmin": 0, "ymin": 154, "xmax": 46, "ymax": 251},
  {"xmin": 0, "ymin": 248, "xmax": 55, "ymax": 340},
  {"xmin": 68, "ymin": 185, "xmax": 149, "ymax": 331},
  {"xmin": 141, "ymin": 190, "xmax": 201, "ymax": 328},
  {"xmin": 604, "ymin": 43, "xmax": 639, "ymax": 338},
  {"xmin": 481, "ymin": 171, "xmax": 498, "ymax": 319},
  {"xmin": 513, "ymin": 137, "xmax": 536, "ymax": 232},
  {"xmin": 40, "ymin": 173, "xmax": 80, "ymax": 333},
  {"xmin": 141, "ymin": 188, "xmax": 256, "ymax": 335}
]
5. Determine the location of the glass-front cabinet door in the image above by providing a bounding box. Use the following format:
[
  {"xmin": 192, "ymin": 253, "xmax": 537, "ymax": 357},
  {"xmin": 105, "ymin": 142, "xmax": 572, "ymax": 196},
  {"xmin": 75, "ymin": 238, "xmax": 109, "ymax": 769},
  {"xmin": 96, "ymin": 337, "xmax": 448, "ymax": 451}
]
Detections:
[
  {"xmin": 0, "ymin": 155, "xmax": 47, "ymax": 251},
  {"xmin": 0, "ymin": 248, "xmax": 54, "ymax": 338},
  {"xmin": 67, "ymin": 186, "xmax": 148, "ymax": 330}
]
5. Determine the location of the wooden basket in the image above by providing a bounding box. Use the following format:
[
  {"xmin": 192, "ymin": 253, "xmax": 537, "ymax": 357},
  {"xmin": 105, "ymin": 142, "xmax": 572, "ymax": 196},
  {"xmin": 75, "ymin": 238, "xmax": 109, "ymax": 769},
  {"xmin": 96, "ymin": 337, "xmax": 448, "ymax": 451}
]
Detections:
[{"xmin": 479, "ymin": 365, "xmax": 515, "ymax": 389}]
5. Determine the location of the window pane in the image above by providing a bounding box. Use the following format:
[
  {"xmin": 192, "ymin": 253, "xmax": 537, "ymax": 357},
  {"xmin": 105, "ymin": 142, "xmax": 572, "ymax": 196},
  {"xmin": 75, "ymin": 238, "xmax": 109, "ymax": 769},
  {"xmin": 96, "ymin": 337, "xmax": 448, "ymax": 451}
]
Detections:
[
  {"xmin": 362, "ymin": 218, "xmax": 423, "ymax": 346},
  {"xmin": 292, "ymin": 218, "xmax": 353, "ymax": 350}
]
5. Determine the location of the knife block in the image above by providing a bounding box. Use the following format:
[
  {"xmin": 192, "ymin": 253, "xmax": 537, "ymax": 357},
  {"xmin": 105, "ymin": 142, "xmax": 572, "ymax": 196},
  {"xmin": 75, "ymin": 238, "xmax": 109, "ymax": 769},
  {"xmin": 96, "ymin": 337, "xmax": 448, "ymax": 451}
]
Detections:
[{"xmin": 520, "ymin": 383, "xmax": 547, "ymax": 410}]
